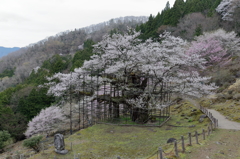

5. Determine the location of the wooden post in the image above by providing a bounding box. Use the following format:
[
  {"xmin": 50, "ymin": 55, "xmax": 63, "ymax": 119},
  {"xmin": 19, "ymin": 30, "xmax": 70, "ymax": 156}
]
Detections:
[
  {"xmin": 208, "ymin": 126, "xmax": 210, "ymax": 136},
  {"xmin": 216, "ymin": 119, "xmax": 217, "ymax": 128},
  {"xmin": 42, "ymin": 143, "xmax": 44, "ymax": 153},
  {"xmin": 159, "ymin": 147, "xmax": 163, "ymax": 159},
  {"xmin": 181, "ymin": 136, "xmax": 185, "ymax": 153},
  {"xmin": 195, "ymin": 131, "xmax": 199, "ymax": 144},
  {"xmin": 202, "ymin": 129, "xmax": 205, "ymax": 140},
  {"xmin": 174, "ymin": 140, "xmax": 179, "ymax": 158},
  {"xmin": 188, "ymin": 132, "xmax": 192, "ymax": 146},
  {"xmin": 210, "ymin": 122, "xmax": 213, "ymax": 131}
]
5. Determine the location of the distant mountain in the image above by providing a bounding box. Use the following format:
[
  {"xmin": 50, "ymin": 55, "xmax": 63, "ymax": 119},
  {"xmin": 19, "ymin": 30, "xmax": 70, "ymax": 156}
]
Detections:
[{"xmin": 0, "ymin": 46, "xmax": 20, "ymax": 58}]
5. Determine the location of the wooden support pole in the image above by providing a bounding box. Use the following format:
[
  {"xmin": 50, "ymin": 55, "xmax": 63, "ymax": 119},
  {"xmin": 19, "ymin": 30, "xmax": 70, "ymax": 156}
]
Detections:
[
  {"xmin": 208, "ymin": 126, "xmax": 210, "ymax": 136},
  {"xmin": 188, "ymin": 132, "xmax": 192, "ymax": 146},
  {"xmin": 159, "ymin": 147, "xmax": 163, "ymax": 159},
  {"xmin": 181, "ymin": 136, "xmax": 185, "ymax": 153},
  {"xmin": 216, "ymin": 119, "xmax": 217, "ymax": 128},
  {"xmin": 202, "ymin": 129, "xmax": 205, "ymax": 140},
  {"xmin": 174, "ymin": 140, "xmax": 179, "ymax": 158},
  {"xmin": 195, "ymin": 131, "xmax": 199, "ymax": 144},
  {"xmin": 42, "ymin": 143, "xmax": 44, "ymax": 153},
  {"xmin": 210, "ymin": 122, "xmax": 213, "ymax": 131}
]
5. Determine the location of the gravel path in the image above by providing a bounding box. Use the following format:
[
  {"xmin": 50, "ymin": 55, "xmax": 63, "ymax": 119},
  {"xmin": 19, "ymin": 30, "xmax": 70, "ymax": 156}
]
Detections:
[
  {"xmin": 207, "ymin": 109, "xmax": 240, "ymax": 130},
  {"xmin": 186, "ymin": 97, "xmax": 240, "ymax": 130}
]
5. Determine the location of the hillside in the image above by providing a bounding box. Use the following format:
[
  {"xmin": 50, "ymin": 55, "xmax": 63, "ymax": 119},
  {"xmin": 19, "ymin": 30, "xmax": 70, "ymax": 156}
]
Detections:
[
  {"xmin": 1, "ymin": 0, "xmax": 240, "ymax": 158},
  {"xmin": 0, "ymin": 47, "xmax": 20, "ymax": 58},
  {"xmin": 0, "ymin": 16, "xmax": 147, "ymax": 91},
  {"xmin": 1, "ymin": 101, "xmax": 212, "ymax": 158}
]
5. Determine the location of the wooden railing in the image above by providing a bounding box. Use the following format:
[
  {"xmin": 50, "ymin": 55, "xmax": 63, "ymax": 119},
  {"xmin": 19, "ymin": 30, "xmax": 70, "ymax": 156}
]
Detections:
[{"xmin": 152, "ymin": 104, "xmax": 218, "ymax": 159}]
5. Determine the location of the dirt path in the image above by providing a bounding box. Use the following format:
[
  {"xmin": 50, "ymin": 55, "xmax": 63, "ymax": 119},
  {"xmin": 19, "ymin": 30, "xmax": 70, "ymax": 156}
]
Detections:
[
  {"xmin": 186, "ymin": 98, "xmax": 240, "ymax": 130},
  {"xmin": 183, "ymin": 98, "xmax": 240, "ymax": 159},
  {"xmin": 208, "ymin": 109, "xmax": 240, "ymax": 130}
]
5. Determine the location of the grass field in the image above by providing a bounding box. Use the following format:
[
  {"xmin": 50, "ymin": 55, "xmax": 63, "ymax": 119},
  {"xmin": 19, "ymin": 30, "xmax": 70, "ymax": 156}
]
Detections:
[{"xmin": 26, "ymin": 100, "xmax": 211, "ymax": 159}]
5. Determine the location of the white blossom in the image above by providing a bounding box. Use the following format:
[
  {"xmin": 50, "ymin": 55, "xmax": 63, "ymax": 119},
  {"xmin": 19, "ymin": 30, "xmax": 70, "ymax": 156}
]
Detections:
[
  {"xmin": 216, "ymin": 0, "xmax": 240, "ymax": 21},
  {"xmin": 44, "ymin": 29, "xmax": 217, "ymax": 108},
  {"xmin": 25, "ymin": 105, "xmax": 67, "ymax": 137}
]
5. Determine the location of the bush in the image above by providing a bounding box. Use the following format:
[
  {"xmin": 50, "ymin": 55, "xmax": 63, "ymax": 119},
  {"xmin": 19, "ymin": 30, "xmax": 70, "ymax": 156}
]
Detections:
[
  {"xmin": 0, "ymin": 130, "xmax": 11, "ymax": 149},
  {"xmin": 233, "ymin": 93, "xmax": 240, "ymax": 100},
  {"xmin": 23, "ymin": 135, "xmax": 43, "ymax": 152}
]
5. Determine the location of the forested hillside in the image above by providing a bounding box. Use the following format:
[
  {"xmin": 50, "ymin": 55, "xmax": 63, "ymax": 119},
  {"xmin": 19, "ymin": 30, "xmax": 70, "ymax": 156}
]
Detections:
[
  {"xmin": 1, "ymin": 0, "xmax": 240, "ymax": 154},
  {"xmin": 0, "ymin": 16, "xmax": 147, "ymax": 91}
]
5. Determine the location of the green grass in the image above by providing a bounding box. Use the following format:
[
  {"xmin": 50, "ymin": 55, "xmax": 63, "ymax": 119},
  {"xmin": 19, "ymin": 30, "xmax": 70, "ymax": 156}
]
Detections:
[
  {"xmin": 100, "ymin": 115, "xmax": 167, "ymax": 126},
  {"xmin": 29, "ymin": 100, "xmax": 210, "ymax": 159}
]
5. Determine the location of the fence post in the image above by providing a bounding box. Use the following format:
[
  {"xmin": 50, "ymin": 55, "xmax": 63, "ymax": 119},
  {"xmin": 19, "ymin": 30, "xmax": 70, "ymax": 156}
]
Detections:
[
  {"xmin": 188, "ymin": 132, "xmax": 192, "ymax": 146},
  {"xmin": 202, "ymin": 129, "xmax": 205, "ymax": 140},
  {"xmin": 174, "ymin": 140, "xmax": 179, "ymax": 158},
  {"xmin": 181, "ymin": 136, "xmax": 185, "ymax": 153},
  {"xmin": 214, "ymin": 118, "xmax": 217, "ymax": 128},
  {"xmin": 159, "ymin": 147, "xmax": 163, "ymax": 159},
  {"xmin": 195, "ymin": 131, "xmax": 199, "ymax": 144},
  {"xmin": 42, "ymin": 143, "xmax": 44, "ymax": 153}
]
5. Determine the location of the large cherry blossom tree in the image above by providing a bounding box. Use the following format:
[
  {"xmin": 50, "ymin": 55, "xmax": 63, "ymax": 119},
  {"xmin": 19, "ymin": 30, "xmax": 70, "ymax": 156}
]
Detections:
[{"xmin": 44, "ymin": 29, "xmax": 216, "ymax": 123}]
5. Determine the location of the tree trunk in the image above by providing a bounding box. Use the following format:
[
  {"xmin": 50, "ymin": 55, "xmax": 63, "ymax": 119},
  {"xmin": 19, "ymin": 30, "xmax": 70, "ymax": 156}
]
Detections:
[{"xmin": 131, "ymin": 107, "xmax": 149, "ymax": 123}]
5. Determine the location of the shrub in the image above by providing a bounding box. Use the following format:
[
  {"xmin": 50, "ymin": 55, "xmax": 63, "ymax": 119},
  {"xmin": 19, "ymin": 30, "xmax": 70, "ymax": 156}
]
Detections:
[
  {"xmin": 0, "ymin": 130, "xmax": 11, "ymax": 150},
  {"xmin": 233, "ymin": 93, "xmax": 240, "ymax": 100},
  {"xmin": 23, "ymin": 135, "xmax": 43, "ymax": 152}
]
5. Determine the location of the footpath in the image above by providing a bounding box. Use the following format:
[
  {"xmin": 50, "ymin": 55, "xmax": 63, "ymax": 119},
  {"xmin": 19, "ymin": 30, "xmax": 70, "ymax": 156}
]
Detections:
[
  {"xmin": 186, "ymin": 97, "xmax": 240, "ymax": 130},
  {"xmin": 184, "ymin": 97, "xmax": 240, "ymax": 159}
]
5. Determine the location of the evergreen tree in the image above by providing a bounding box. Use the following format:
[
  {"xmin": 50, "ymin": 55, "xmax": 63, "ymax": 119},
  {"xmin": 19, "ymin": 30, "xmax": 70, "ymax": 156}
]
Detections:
[
  {"xmin": 18, "ymin": 88, "xmax": 55, "ymax": 121},
  {"xmin": 194, "ymin": 24, "xmax": 203, "ymax": 36}
]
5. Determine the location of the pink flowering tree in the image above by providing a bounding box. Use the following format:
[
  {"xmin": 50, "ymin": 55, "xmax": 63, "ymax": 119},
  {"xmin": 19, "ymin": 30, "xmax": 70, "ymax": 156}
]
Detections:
[
  {"xmin": 187, "ymin": 38, "xmax": 227, "ymax": 66},
  {"xmin": 187, "ymin": 29, "xmax": 240, "ymax": 67},
  {"xmin": 24, "ymin": 105, "xmax": 67, "ymax": 137}
]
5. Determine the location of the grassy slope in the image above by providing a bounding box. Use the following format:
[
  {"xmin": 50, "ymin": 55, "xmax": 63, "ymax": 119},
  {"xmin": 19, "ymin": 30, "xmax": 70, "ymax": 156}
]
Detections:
[
  {"xmin": 27, "ymin": 100, "xmax": 211, "ymax": 159},
  {"xmin": 184, "ymin": 129, "xmax": 240, "ymax": 159}
]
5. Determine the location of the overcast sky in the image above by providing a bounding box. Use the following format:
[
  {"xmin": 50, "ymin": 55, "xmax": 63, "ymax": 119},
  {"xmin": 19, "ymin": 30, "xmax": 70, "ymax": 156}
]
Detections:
[{"xmin": 0, "ymin": 0, "xmax": 175, "ymax": 48}]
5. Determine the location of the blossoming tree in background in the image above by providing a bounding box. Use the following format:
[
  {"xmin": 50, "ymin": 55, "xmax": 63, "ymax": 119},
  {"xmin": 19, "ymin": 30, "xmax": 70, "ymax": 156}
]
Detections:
[
  {"xmin": 187, "ymin": 29, "xmax": 240, "ymax": 67},
  {"xmin": 216, "ymin": 0, "xmax": 239, "ymax": 21}
]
